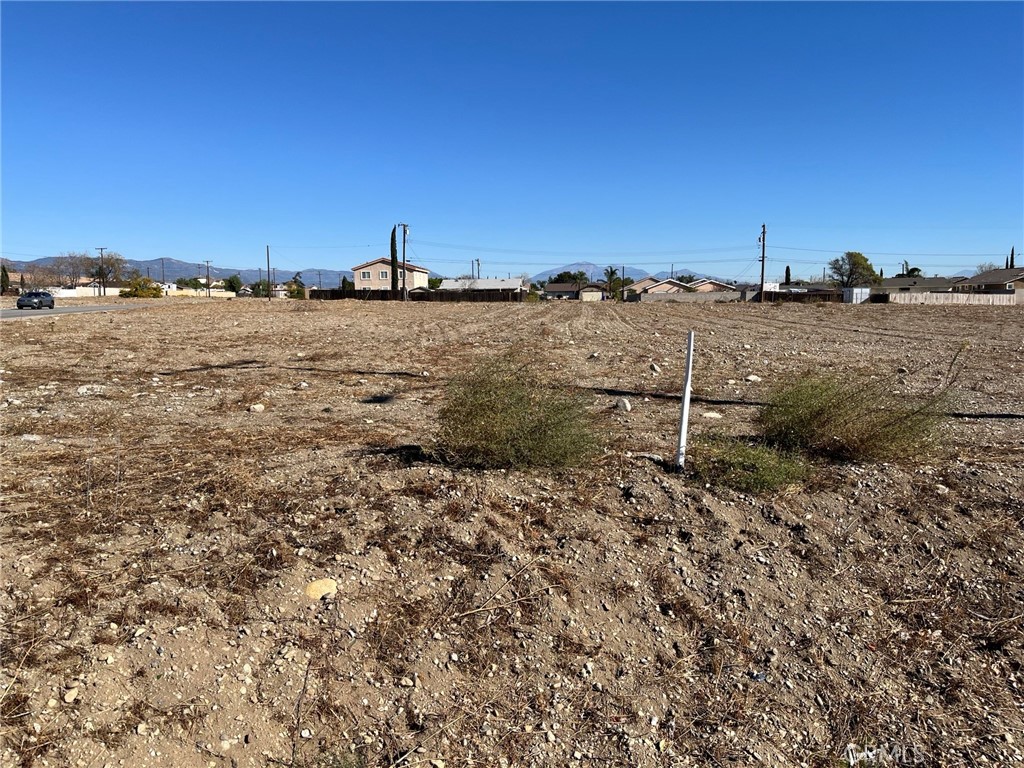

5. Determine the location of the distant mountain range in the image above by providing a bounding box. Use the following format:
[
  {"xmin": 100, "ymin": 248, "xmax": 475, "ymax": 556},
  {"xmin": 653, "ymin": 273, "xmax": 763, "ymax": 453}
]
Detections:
[
  {"xmin": 1, "ymin": 256, "xmax": 355, "ymax": 287},
  {"xmin": 4, "ymin": 254, "xmax": 731, "ymax": 287}
]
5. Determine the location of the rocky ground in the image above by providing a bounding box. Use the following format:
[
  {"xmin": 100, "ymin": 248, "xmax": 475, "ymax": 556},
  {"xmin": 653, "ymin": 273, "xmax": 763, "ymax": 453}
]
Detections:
[{"xmin": 1, "ymin": 298, "xmax": 1022, "ymax": 767}]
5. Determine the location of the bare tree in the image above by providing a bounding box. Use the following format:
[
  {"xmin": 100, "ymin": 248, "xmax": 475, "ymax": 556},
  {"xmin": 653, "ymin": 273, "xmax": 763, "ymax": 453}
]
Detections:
[
  {"xmin": 92, "ymin": 252, "xmax": 126, "ymax": 293},
  {"xmin": 974, "ymin": 261, "xmax": 998, "ymax": 276},
  {"xmin": 30, "ymin": 266, "xmax": 61, "ymax": 289},
  {"xmin": 53, "ymin": 251, "xmax": 89, "ymax": 287}
]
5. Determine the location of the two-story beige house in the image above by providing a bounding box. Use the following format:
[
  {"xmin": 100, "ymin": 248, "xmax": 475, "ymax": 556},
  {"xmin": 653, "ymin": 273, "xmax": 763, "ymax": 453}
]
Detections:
[{"xmin": 351, "ymin": 257, "xmax": 430, "ymax": 291}]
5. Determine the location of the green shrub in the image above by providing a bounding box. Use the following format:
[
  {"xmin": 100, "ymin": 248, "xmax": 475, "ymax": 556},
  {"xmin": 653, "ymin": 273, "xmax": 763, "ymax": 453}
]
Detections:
[
  {"xmin": 435, "ymin": 357, "xmax": 597, "ymax": 469},
  {"xmin": 757, "ymin": 372, "xmax": 950, "ymax": 462},
  {"xmin": 689, "ymin": 436, "xmax": 807, "ymax": 494},
  {"xmin": 119, "ymin": 277, "xmax": 164, "ymax": 298}
]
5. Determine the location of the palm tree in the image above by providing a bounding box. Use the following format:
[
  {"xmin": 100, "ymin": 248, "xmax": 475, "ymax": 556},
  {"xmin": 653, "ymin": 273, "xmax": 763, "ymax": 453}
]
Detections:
[{"xmin": 603, "ymin": 266, "xmax": 619, "ymax": 299}]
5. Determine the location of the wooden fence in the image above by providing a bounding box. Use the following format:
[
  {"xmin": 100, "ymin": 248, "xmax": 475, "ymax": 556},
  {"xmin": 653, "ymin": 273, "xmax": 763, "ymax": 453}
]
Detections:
[{"xmin": 880, "ymin": 292, "xmax": 1018, "ymax": 306}]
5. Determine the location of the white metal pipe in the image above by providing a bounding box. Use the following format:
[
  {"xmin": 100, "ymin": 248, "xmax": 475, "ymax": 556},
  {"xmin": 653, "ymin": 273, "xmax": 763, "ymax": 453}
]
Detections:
[{"xmin": 675, "ymin": 330, "xmax": 695, "ymax": 470}]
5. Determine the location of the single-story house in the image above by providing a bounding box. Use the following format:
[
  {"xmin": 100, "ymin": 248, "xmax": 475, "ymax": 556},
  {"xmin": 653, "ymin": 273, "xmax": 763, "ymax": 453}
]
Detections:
[
  {"xmin": 687, "ymin": 278, "xmax": 735, "ymax": 292},
  {"xmin": 642, "ymin": 278, "xmax": 692, "ymax": 294},
  {"xmin": 628, "ymin": 276, "xmax": 662, "ymax": 293},
  {"xmin": 351, "ymin": 257, "xmax": 430, "ymax": 291},
  {"xmin": 954, "ymin": 268, "xmax": 1024, "ymax": 294},
  {"xmin": 872, "ymin": 276, "xmax": 966, "ymax": 295},
  {"xmin": 579, "ymin": 283, "xmax": 606, "ymax": 302},
  {"xmin": 543, "ymin": 282, "xmax": 584, "ymax": 300}
]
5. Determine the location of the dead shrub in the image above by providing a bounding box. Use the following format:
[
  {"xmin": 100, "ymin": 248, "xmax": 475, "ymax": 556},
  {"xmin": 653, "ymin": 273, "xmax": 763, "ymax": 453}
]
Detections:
[
  {"xmin": 434, "ymin": 357, "xmax": 598, "ymax": 469},
  {"xmin": 757, "ymin": 365, "xmax": 955, "ymax": 462}
]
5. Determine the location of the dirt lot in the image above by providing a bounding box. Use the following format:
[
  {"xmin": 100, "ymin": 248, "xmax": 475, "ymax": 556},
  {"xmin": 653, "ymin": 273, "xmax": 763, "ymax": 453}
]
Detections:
[{"xmin": 2, "ymin": 299, "xmax": 1022, "ymax": 767}]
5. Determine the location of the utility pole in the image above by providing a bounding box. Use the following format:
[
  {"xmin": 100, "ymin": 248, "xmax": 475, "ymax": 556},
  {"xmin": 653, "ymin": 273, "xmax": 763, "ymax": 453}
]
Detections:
[
  {"xmin": 95, "ymin": 247, "xmax": 107, "ymax": 296},
  {"xmin": 398, "ymin": 223, "xmax": 409, "ymax": 300},
  {"xmin": 476, "ymin": 258, "xmax": 481, "ymax": 282},
  {"xmin": 146, "ymin": 266, "xmax": 150, "ymax": 279},
  {"xmin": 204, "ymin": 260, "xmax": 212, "ymax": 298},
  {"xmin": 758, "ymin": 223, "xmax": 767, "ymax": 303},
  {"xmin": 622, "ymin": 264, "xmax": 626, "ymax": 302},
  {"xmin": 266, "ymin": 245, "xmax": 272, "ymax": 301}
]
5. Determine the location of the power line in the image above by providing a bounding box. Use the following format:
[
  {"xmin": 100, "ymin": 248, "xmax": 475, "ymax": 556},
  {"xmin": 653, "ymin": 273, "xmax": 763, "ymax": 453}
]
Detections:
[
  {"xmin": 772, "ymin": 245, "xmax": 1006, "ymax": 257},
  {"xmin": 412, "ymin": 239, "xmax": 751, "ymax": 257}
]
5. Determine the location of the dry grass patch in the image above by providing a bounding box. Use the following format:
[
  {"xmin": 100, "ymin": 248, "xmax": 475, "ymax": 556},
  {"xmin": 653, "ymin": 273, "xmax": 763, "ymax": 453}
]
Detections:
[
  {"xmin": 434, "ymin": 356, "xmax": 598, "ymax": 469},
  {"xmin": 758, "ymin": 367, "xmax": 954, "ymax": 463}
]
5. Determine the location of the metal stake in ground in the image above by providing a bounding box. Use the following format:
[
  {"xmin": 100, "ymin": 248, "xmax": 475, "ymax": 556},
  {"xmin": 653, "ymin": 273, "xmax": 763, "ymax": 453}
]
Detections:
[{"xmin": 675, "ymin": 330, "xmax": 695, "ymax": 470}]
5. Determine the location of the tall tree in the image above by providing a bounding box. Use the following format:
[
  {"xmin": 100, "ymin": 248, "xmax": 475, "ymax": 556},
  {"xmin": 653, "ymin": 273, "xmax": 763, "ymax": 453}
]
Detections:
[
  {"xmin": 827, "ymin": 251, "xmax": 878, "ymax": 287},
  {"xmin": 92, "ymin": 252, "xmax": 126, "ymax": 292},
  {"xmin": 1011, "ymin": 247, "xmax": 1016, "ymax": 269},
  {"xmin": 390, "ymin": 226, "xmax": 399, "ymax": 294},
  {"xmin": 784, "ymin": 265, "xmax": 791, "ymax": 285},
  {"xmin": 1, "ymin": 264, "xmax": 9, "ymax": 295},
  {"xmin": 287, "ymin": 272, "xmax": 306, "ymax": 299},
  {"xmin": 222, "ymin": 274, "xmax": 243, "ymax": 293},
  {"xmin": 603, "ymin": 266, "xmax": 619, "ymax": 298}
]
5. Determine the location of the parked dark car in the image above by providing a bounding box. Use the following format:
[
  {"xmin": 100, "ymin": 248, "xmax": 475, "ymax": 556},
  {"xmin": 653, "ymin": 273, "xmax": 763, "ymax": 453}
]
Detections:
[{"xmin": 16, "ymin": 291, "xmax": 56, "ymax": 310}]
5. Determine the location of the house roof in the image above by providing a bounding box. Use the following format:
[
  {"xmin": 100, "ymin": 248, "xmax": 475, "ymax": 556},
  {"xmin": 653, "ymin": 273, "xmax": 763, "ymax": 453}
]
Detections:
[
  {"xmin": 879, "ymin": 276, "xmax": 966, "ymax": 290},
  {"xmin": 544, "ymin": 282, "xmax": 581, "ymax": 292},
  {"xmin": 687, "ymin": 278, "xmax": 734, "ymax": 289},
  {"xmin": 629, "ymin": 276, "xmax": 660, "ymax": 290},
  {"xmin": 580, "ymin": 283, "xmax": 605, "ymax": 292},
  {"xmin": 351, "ymin": 257, "xmax": 429, "ymax": 273},
  {"xmin": 640, "ymin": 278, "xmax": 690, "ymax": 292},
  {"xmin": 438, "ymin": 278, "xmax": 524, "ymax": 291},
  {"xmin": 960, "ymin": 268, "xmax": 1024, "ymax": 286}
]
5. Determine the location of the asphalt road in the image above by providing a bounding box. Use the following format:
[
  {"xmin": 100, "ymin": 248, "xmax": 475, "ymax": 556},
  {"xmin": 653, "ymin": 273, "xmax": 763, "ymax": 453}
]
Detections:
[{"xmin": 0, "ymin": 303, "xmax": 154, "ymax": 320}]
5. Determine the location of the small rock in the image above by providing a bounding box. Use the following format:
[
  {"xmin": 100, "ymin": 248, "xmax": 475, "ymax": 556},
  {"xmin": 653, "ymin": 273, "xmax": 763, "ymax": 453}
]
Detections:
[
  {"xmin": 897, "ymin": 366, "xmax": 909, "ymax": 374},
  {"xmin": 136, "ymin": 722, "xmax": 149, "ymax": 736},
  {"xmin": 300, "ymin": 729, "xmax": 312, "ymax": 739},
  {"xmin": 650, "ymin": 363, "xmax": 661, "ymax": 374},
  {"xmin": 20, "ymin": 434, "xmax": 42, "ymax": 442},
  {"xmin": 248, "ymin": 403, "xmax": 265, "ymax": 413},
  {"xmin": 635, "ymin": 452, "xmax": 664, "ymax": 464},
  {"xmin": 589, "ymin": 352, "xmax": 600, "ymax": 359},
  {"xmin": 63, "ymin": 688, "xmax": 79, "ymax": 704},
  {"xmin": 398, "ymin": 677, "xmax": 414, "ymax": 688},
  {"xmin": 701, "ymin": 412, "xmax": 723, "ymax": 419},
  {"xmin": 76, "ymin": 385, "xmax": 106, "ymax": 396},
  {"xmin": 744, "ymin": 374, "xmax": 762, "ymax": 383},
  {"xmin": 429, "ymin": 761, "xmax": 446, "ymax": 768},
  {"xmin": 616, "ymin": 398, "xmax": 632, "ymax": 412},
  {"xmin": 296, "ymin": 381, "xmax": 310, "ymax": 390},
  {"xmin": 935, "ymin": 484, "xmax": 949, "ymax": 495},
  {"xmin": 304, "ymin": 579, "xmax": 338, "ymax": 600}
]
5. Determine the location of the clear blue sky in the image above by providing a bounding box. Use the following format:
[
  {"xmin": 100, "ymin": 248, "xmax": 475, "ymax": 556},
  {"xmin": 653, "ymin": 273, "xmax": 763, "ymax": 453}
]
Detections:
[{"xmin": 3, "ymin": 1, "xmax": 1021, "ymax": 281}]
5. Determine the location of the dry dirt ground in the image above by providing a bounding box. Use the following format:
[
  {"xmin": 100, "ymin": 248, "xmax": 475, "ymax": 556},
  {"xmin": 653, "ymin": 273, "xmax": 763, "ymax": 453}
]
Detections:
[{"xmin": 1, "ymin": 298, "xmax": 1022, "ymax": 768}]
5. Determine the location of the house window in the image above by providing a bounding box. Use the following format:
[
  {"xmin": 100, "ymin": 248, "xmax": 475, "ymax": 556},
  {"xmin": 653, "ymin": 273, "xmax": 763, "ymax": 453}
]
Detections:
[
  {"xmin": 360, "ymin": 271, "xmax": 371, "ymax": 280},
  {"xmin": 380, "ymin": 271, "xmax": 389, "ymax": 280},
  {"xmin": 398, "ymin": 270, "xmax": 405, "ymax": 279}
]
